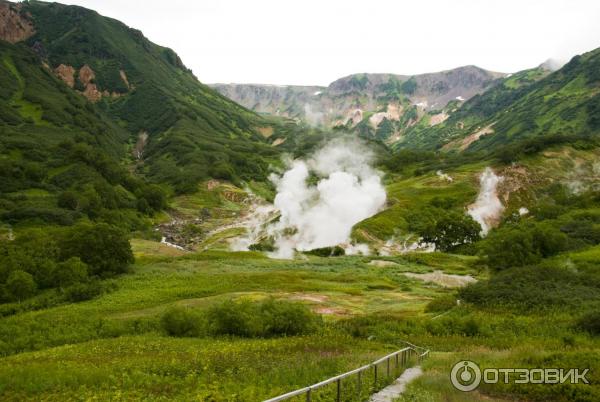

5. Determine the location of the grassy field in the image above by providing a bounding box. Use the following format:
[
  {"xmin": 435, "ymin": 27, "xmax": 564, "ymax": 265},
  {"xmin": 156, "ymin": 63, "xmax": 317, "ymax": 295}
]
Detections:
[
  {"xmin": 0, "ymin": 245, "xmax": 474, "ymax": 401},
  {"xmin": 1, "ymin": 142, "xmax": 598, "ymax": 401},
  {"xmin": 0, "ymin": 241, "xmax": 598, "ymax": 401}
]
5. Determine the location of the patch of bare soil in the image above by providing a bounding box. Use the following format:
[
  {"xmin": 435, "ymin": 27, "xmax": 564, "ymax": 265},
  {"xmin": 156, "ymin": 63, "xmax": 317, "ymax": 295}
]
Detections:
[
  {"xmin": 429, "ymin": 112, "xmax": 448, "ymax": 126},
  {"xmin": 257, "ymin": 126, "xmax": 274, "ymax": 138},
  {"xmin": 460, "ymin": 124, "xmax": 494, "ymax": 150},
  {"xmin": 289, "ymin": 293, "xmax": 329, "ymax": 303},
  {"xmin": 314, "ymin": 307, "xmax": 347, "ymax": 316},
  {"xmin": 368, "ymin": 260, "xmax": 399, "ymax": 268},
  {"xmin": 404, "ymin": 271, "xmax": 476, "ymax": 288}
]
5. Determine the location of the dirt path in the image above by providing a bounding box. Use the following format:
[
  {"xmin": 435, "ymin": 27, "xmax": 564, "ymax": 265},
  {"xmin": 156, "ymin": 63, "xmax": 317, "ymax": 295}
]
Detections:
[{"xmin": 369, "ymin": 366, "xmax": 423, "ymax": 402}]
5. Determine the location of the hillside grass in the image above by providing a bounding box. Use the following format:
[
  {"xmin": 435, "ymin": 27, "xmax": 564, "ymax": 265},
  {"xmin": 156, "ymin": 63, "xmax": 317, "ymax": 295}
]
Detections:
[
  {"xmin": 0, "ymin": 248, "xmax": 478, "ymax": 401},
  {"xmin": 0, "ymin": 244, "xmax": 598, "ymax": 401}
]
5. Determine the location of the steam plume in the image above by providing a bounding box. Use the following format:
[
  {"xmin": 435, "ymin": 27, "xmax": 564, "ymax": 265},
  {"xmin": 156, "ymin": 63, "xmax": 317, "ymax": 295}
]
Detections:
[
  {"xmin": 467, "ymin": 167, "xmax": 504, "ymax": 236},
  {"xmin": 268, "ymin": 138, "xmax": 386, "ymax": 258}
]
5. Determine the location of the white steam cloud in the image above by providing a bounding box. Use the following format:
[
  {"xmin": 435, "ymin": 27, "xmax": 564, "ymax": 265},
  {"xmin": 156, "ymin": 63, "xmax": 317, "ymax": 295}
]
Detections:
[
  {"xmin": 467, "ymin": 167, "xmax": 504, "ymax": 236},
  {"xmin": 267, "ymin": 138, "xmax": 386, "ymax": 259}
]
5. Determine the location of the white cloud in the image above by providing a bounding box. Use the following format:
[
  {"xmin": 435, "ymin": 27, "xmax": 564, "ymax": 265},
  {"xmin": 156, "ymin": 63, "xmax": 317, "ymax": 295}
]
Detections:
[{"xmin": 57, "ymin": 0, "xmax": 600, "ymax": 85}]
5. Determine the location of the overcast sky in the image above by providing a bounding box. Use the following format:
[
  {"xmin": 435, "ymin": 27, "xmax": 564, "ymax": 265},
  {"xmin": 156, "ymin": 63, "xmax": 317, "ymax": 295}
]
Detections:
[{"xmin": 56, "ymin": 0, "xmax": 600, "ymax": 86}]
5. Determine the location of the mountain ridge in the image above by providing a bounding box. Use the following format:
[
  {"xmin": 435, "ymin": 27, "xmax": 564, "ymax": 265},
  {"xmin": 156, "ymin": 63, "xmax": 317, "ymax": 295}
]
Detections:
[{"xmin": 211, "ymin": 65, "xmax": 506, "ymax": 140}]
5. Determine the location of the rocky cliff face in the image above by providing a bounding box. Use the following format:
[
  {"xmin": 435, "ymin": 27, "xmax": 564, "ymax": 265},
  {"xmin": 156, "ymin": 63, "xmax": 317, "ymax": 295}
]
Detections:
[
  {"xmin": 211, "ymin": 66, "xmax": 506, "ymax": 140},
  {"xmin": 0, "ymin": 0, "xmax": 34, "ymax": 44}
]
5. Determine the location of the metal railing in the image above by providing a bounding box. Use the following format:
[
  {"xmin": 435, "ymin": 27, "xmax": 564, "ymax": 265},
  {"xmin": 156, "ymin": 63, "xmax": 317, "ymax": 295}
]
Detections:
[{"xmin": 263, "ymin": 343, "xmax": 430, "ymax": 402}]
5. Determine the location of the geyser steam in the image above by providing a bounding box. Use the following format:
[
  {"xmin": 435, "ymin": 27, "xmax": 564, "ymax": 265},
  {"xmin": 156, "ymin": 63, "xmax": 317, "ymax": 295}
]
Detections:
[
  {"xmin": 467, "ymin": 167, "xmax": 504, "ymax": 236},
  {"xmin": 268, "ymin": 139, "xmax": 386, "ymax": 258}
]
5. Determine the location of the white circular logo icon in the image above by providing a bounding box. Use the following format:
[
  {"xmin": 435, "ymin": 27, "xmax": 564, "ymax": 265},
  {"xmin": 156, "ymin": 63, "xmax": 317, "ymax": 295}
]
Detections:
[{"xmin": 450, "ymin": 360, "xmax": 481, "ymax": 391}]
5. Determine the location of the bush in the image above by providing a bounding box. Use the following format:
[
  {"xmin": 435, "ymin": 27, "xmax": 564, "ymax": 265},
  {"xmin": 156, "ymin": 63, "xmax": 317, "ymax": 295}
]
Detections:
[
  {"xmin": 482, "ymin": 226, "xmax": 540, "ymax": 270},
  {"xmin": 52, "ymin": 257, "xmax": 88, "ymax": 288},
  {"xmin": 59, "ymin": 223, "xmax": 134, "ymax": 277},
  {"xmin": 460, "ymin": 265, "xmax": 600, "ymax": 312},
  {"xmin": 161, "ymin": 307, "xmax": 204, "ymax": 337},
  {"xmin": 260, "ymin": 298, "xmax": 322, "ymax": 336},
  {"xmin": 577, "ymin": 311, "xmax": 600, "ymax": 336},
  {"xmin": 64, "ymin": 281, "xmax": 103, "ymax": 302},
  {"xmin": 5, "ymin": 270, "xmax": 37, "ymax": 302},
  {"xmin": 57, "ymin": 191, "xmax": 79, "ymax": 210},
  {"xmin": 305, "ymin": 246, "xmax": 345, "ymax": 257},
  {"xmin": 482, "ymin": 221, "xmax": 570, "ymax": 270},
  {"xmin": 425, "ymin": 294, "xmax": 457, "ymax": 313},
  {"xmin": 206, "ymin": 299, "xmax": 321, "ymax": 338},
  {"xmin": 207, "ymin": 300, "xmax": 260, "ymax": 337}
]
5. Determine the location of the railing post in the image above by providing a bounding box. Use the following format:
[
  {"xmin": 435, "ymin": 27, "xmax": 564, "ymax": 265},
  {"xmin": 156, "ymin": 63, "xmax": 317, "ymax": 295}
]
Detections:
[
  {"xmin": 336, "ymin": 378, "xmax": 341, "ymax": 402},
  {"xmin": 357, "ymin": 370, "xmax": 362, "ymax": 397},
  {"xmin": 306, "ymin": 388, "xmax": 311, "ymax": 402},
  {"xmin": 387, "ymin": 356, "xmax": 390, "ymax": 377},
  {"xmin": 374, "ymin": 364, "xmax": 378, "ymax": 389},
  {"xmin": 395, "ymin": 353, "xmax": 399, "ymax": 374}
]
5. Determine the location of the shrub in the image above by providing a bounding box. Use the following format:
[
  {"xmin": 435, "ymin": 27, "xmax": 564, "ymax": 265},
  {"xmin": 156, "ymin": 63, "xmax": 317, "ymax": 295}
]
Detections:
[
  {"xmin": 305, "ymin": 246, "xmax": 345, "ymax": 257},
  {"xmin": 425, "ymin": 294, "xmax": 457, "ymax": 313},
  {"xmin": 64, "ymin": 281, "xmax": 103, "ymax": 302},
  {"xmin": 52, "ymin": 257, "xmax": 88, "ymax": 288},
  {"xmin": 260, "ymin": 298, "xmax": 321, "ymax": 336},
  {"xmin": 482, "ymin": 221, "xmax": 571, "ymax": 270},
  {"xmin": 577, "ymin": 311, "xmax": 600, "ymax": 336},
  {"xmin": 59, "ymin": 223, "xmax": 134, "ymax": 277},
  {"xmin": 206, "ymin": 299, "xmax": 322, "ymax": 338},
  {"xmin": 57, "ymin": 191, "xmax": 79, "ymax": 210},
  {"xmin": 482, "ymin": 226, "xmax": 540, "ymax": 270},
  {"xmin": 6, "ymin": 270, "xmax": 37, "ymax": 301},
  {"xmin": 161, "ymin": 307, "xmax": 204, "ymax": 337},
  {"xmin": 460, "ymin": 265, "xmax": 600, "ymax": 312},
  {"xmin": 207, "ymin": 300, "xmax": 260, "ymax": 337}
]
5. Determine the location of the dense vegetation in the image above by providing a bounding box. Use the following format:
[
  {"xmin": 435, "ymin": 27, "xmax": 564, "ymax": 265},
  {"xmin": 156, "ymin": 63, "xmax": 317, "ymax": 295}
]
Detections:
[
  {"xmin": 1, "ymin": 1, "xmax": 600, "ymax": 401},
  {"xmin": 21, "ymin": 0, "xmax": 283, "ymax": 192},
  {"xmin": 396, "ymin": 48, "xmax": 600, "ymax": 152},
  {"xmin": 0, "ymin": 223, "xmax": 133, "ymax": 306}
]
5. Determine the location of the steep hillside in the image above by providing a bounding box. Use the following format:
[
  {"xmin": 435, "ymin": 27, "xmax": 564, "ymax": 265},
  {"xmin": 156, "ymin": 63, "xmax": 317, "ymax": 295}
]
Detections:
[
  {"xmin": 396, "ymin": 48, "xmax": 600, "ymax": 151},
  {"xmin": 211, "ymin": 66, "xmax": 505, "ymax": 140},
  {"xmin": 2, "ymin": 0, "xmax": 282, "ymax": 193},
  {"xmin": 0, "ymin": 39, "xmax": 159, "ymax": 229}
]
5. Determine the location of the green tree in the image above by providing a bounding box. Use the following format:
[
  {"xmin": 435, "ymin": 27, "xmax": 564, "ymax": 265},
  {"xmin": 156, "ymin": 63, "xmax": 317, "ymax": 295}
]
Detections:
[
  {"xmin": 411, "ymin": 208, "xmax": 480, "ymax": 252},
  {"xmin": 533, "ymin": 222, "xmax": 569, "ymax": 257},
  {"xmin": 6, "ymin": 270, "xmax": 37, "ymax": 301},
  {"xmin": 57, "ymin": 191, "xmax": 79, "ymax": 210},
  {"xmin": 139, "ymin": 184, "xmax": 167, "ymax": 211},
  {"xmin": 60, "ymin": 223, "xmax": 134, "ymax": 277},
  {"xmin": 52, "ymin": 257, "xmax": 88, "ymax": 288},
  {"xmin": 482, "ymin": 226, "xmax": 541, "ymax": 270}
]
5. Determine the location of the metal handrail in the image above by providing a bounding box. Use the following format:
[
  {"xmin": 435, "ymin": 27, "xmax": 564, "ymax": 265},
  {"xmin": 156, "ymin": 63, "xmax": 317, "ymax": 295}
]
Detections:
[{"xmin": 263, "ymin": 344, "xmax": 430, "ymax": 402}]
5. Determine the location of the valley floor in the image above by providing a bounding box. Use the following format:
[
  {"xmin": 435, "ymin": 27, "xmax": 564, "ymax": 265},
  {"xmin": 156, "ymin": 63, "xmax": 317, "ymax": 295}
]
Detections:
[{"xmin": 0, "ymin": 244, "xmax": 598, "ymax": 401}]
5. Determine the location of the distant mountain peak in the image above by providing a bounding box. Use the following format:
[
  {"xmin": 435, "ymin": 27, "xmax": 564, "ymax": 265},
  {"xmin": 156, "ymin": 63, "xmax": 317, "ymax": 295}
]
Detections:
[
  {"xmin": 211, "ymin": 66, "xmax": 506, "ymax": 137},
  {"xmin": 539, "ymin": 58, "xmax": 567, "ymax": 71}
]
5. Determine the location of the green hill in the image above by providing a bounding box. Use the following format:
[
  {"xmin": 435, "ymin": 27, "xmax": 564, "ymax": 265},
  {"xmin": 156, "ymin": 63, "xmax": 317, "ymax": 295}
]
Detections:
[
  {"xmin": 396, "ymin": 48, "xmax": 600, "ymax": 151},
  {"xmin": 0, "ymin": 39, "xmax": 157, "ymax": 228},
  {"xmin": 0, "ymin": 0, "xmax": 297, "ymax": 233},
  {"xmin": 3, "ymin": 0, "xmax": 283, "ymax": 195}
]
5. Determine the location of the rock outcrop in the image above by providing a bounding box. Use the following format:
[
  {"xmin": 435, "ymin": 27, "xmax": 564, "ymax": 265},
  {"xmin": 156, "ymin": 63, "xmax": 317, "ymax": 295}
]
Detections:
[
  {"xmin": 54, "ymin": 64, "xmax": 76, "ymax": 88},
  {"xmin": 0, "ymin": 1, "xmax": 34, "ymax": 44},
  {"xmin": 78, "ymin": 64, "xmax": 103, "ymax": 102},
  {"xmin": 53, "ymin": 63, "xmax": 131, "ymax": 102}
]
